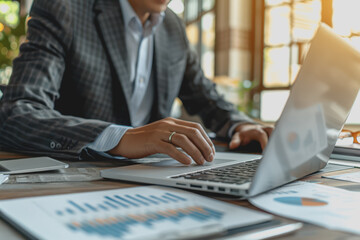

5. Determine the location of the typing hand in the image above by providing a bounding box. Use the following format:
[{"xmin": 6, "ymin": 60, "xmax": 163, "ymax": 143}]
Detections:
[
  {"xmin": 108, "ymin": 117, "xmax": 215, "ymax": 165},
  {"xmin": 229, "ymin": 124, "xmax": 273, "ymax": 150}
]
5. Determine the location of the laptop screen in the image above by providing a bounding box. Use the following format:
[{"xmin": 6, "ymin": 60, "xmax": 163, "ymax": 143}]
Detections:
[{"xmin": 249, "ymin": 24, "xmax": 360, "ymax": 196}]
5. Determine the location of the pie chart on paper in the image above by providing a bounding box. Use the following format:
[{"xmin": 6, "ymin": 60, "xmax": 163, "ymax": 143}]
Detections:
[{"xmin": 274, "ymin": 197, "xmax": 328, "ymax": 206}]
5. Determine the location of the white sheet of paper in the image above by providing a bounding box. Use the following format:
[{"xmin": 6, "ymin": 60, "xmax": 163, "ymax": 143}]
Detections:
[
  {"xmin": 0, "ymin": 186, "xmax": 272, "ymax": 240},
  {"xmin": 329, "ymin": 159, "xmax": 360, "ymax": 167},
  {"xmin": 323, "ymin": 171, "xmax": 360, "ymax": 183},
  {"xmin": 0, "ymin": 174, "xmax": 8, "ymax": 184},
  {"xmin": 250, "ymin": 181, "xmax": 360, "ymax": 235},
  {"xmin": 317, "ymin": 163, "xmax": 352, "ymax": 173}
]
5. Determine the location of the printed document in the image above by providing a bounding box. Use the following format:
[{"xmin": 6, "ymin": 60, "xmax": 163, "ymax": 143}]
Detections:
[
  {"xmin": 0, "ymin": 186, "xmax": 271, "ymax": 240},
  {"xmin": 250, "ymin": 181, "xmax": 360, "ymax": 235}
]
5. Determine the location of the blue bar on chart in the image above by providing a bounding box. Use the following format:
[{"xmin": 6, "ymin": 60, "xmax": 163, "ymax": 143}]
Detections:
[
  {"xmin": 105, "ymin": 196, "xmax": 129, "ymax": 208},
  {"xmin": 66, "ymin": 208, "xmax": 75, "ymax": 214},
  {"xmin": 150, "ymin": 195, "xmax": 168, "ymax": 203},
  {"xmin": 84, "ymin": 203, "xmax": 98, "ymax": 212},
  {"xmin": 104, "ymin": 201, "xmax": 118, "ymax": 210},
  {"xmin": 68, "ymin": 200, "xmax": 87, "ymax": 213},
  {"xmin": 124, "ymin": 195, "xmax": 149, "ymax": 206}
]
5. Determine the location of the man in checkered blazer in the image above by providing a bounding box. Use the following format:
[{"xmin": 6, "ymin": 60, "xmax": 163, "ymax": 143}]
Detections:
[{"xmin": 0, "ymin": 0, "xmax": 272, "ymax": 164}]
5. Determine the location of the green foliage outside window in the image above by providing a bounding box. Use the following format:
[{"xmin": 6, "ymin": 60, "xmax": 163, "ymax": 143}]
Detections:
[{"xmin": 0, "ymin": 1, "xmax": 26, "ymax": 85}]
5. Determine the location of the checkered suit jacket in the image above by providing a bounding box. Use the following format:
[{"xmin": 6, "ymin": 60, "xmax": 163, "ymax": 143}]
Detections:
[{"xmin": 0, "ymin": 0, "xmax": 254, "ymax": 159}]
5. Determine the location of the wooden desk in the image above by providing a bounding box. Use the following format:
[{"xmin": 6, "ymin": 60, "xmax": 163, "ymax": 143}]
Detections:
[{"xmin": 0, "ymin": 153, "xmax": 359, "ymax": 239}]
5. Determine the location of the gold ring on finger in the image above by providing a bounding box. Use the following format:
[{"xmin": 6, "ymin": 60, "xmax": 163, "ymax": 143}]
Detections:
[{"xmin": 169, "ymin": 131, "xmax": 176, "ymax": 144}]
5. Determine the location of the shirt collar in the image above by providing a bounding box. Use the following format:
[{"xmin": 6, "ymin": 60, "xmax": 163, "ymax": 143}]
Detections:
[{"xmin": 119, "ymin": 0, "xmax": 165, "ymax": 35}]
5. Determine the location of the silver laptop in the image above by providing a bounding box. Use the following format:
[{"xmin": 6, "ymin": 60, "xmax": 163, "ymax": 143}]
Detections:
[{"xmin": 101, "ymin": 24, "xmax": 360, "ymax": 197}]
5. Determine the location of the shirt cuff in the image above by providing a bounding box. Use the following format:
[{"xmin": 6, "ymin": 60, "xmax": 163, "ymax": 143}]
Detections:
[
  {"xmin": 227, "ymin": 122, "xmax": 242, "ymax": 138},
  {"xmin": 87, "ymin": 124, "xmax": 133, "ymax": 152}
]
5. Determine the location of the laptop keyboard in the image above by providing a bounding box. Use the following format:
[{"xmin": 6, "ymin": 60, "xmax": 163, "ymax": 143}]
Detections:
[{"xmin": 171, "ymin": 159, "xmax": 261, "ymax": 185}]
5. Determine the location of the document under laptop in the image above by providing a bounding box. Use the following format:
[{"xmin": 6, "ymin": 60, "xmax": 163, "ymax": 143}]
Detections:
[{"xmin": 101, "ymin": 24, "xmax": 360, "ymax": 197}]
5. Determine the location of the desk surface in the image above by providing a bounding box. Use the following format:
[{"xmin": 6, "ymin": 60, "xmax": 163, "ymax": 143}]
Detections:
[{"xmin": 0, "ymin": 152, "xmax": 359, "ymax": 240}]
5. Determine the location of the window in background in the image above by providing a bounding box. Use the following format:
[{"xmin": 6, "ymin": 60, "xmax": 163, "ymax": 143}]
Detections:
[
  {"xmin": 169, "ymin": 0, "xmax": 216, "ymax": 79},
  {"xmin": 255, "ymin": 0, "xmax": 321, "ymax": 122},
  {"xmin": 254, "ymin": 0, "xmax": 360, "ymax": 124}
]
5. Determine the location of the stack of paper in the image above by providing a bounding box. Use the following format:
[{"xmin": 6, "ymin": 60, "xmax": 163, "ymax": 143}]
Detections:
[{"xmin": 331, "ymin": 143, "xmax": 360, "ymax": 161}]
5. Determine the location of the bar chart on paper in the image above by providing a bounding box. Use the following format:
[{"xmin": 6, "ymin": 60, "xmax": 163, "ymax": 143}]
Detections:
[
  {"xmin": 0, "ymin": 186, "xmax": 272, "ymax": 240},
  {"xmin": 59, "ymin": 192, "xmax": 223, "ymax": 238}
]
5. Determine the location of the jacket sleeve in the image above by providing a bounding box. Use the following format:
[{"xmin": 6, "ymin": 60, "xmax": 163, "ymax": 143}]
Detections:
[
  {"xmin": 175, "ymin": 16, "xmax": 255, "ymax": 139},
  {"xmin": 0, "ymin": 0, "xmax": 111, "ymax": 159}
]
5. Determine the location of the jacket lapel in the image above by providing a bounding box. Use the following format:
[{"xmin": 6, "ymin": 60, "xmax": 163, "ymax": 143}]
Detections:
[
  {"xmin": 93, "ymin": 0, "xmax": 132, "ymax": 105},
  {"xmin": 154, "ymin": 26, "xmax": 169, "ymax": 116}
]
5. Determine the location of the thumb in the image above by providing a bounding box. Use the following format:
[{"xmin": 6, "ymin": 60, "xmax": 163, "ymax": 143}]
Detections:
[{"xmin": 229, "ymin": 132, "xmax": 241, "ymax": 149}]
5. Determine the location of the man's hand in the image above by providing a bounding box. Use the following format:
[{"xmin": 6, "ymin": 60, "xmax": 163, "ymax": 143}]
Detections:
[
  {"xmin": 229, "ymin": 124, "xmax": 273, "ymax": 150},
  {"xmin": 109, "ymin": 117, "xmax": 215, "ymax": 165}
]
